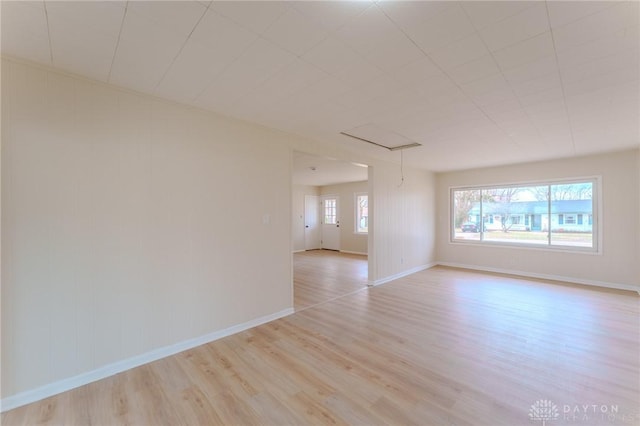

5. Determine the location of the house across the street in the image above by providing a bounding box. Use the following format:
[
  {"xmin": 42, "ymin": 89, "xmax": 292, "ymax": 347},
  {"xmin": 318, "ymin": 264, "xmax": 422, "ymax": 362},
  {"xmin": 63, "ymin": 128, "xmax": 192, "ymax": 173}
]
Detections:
[{"xmin": 467, "ymin": 200, "xmax": 593, "ymax": 233}]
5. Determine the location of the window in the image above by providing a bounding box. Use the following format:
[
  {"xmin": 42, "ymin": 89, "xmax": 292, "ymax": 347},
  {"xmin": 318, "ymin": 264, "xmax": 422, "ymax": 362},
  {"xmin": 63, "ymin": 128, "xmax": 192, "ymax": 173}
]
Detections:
[
  {"xmin": 324, "ymin": 199, "xmax": 337, "ymax": 225},
  {"xmin": 452, "ymin": 179, "xmax": 597, "ymax": 251},
  {"xmin": 355, "ymin": 194, "xmax": 368, "ymax": 233}
]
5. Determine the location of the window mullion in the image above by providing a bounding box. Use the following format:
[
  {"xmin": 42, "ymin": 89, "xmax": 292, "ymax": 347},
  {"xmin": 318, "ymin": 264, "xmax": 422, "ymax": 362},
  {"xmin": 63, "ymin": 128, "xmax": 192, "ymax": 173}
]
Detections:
[
  {"xmin": 547, "ymin": 184, "xmax": 551, "ymax": 246},
  {"xmin": 480, "ymin": 190, "xmax": 484, "ymax": 242}
]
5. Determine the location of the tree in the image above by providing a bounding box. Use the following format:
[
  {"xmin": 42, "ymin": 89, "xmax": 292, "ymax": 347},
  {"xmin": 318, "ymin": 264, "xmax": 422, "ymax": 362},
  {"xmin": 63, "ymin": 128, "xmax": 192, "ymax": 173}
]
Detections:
[
  {"xmin": 453, "ymin": 190, "xmax": 480, "ymax": 228},
  {"xmin": 532, "ymin": 183, "xmax": 592, "ymax": 201},
  {"xmin": 484, "ymin": 187, "xmax": 521, "ymax": 232}
]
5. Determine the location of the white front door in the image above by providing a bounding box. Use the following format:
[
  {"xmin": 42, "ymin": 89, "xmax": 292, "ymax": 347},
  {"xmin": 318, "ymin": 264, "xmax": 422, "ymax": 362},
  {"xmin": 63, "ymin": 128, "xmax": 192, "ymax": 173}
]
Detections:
[
  {"xmin": 304, "ymin": 195, "xmax": 321, "ymax": 250},
  {"xmin": 321, "ymin": 196, "xmax": 340, "ymax": 250}
]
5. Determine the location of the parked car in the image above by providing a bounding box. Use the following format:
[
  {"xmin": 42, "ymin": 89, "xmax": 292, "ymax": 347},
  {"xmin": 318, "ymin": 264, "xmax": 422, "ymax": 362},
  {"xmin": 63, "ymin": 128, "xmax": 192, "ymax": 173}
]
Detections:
[{"xmin": 461, "ymin": 222, "xmax": 479, "ymax": 232}]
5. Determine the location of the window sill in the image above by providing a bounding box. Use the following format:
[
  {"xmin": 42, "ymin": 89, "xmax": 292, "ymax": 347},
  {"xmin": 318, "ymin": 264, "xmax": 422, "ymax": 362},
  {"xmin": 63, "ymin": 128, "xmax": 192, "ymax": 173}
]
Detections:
[{"xmin": 449, "ymin": 238, "xmax": 601, "ymax": 255}]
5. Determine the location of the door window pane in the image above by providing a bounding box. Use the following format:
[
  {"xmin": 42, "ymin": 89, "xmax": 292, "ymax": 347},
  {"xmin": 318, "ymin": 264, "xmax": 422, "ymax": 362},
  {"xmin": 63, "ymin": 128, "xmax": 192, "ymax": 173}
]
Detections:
[{"xmin": 324, "ymin": 199, "xmax": 337, "ymax": 225}]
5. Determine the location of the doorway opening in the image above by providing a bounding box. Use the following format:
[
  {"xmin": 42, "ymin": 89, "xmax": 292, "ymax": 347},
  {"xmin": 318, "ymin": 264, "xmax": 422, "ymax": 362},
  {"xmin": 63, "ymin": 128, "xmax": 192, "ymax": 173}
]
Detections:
[{"xmin": 292, "ymin": 151, "xmax": 370, "ymax": 310}]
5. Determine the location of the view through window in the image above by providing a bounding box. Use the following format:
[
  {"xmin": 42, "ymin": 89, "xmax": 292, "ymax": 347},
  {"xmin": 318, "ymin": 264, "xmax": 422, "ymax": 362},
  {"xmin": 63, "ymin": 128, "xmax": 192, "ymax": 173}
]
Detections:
[
  {"xmin": 356, "ymin": 194, "xmax": 368, "ymax": 233},
  {"xmin": 452, "ymin": 180, "xmax": 596, "ymax": 250}
]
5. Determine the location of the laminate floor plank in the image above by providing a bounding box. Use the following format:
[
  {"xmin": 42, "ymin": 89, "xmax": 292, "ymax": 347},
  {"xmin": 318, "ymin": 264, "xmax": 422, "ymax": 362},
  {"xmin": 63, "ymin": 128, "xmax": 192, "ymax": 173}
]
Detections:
[
  {"xmin": 293, "ymin": 250, "xmax": 368, "ymax": 311},
  {"xmin": 3, "ymin": 265, "xmax": 638, "ymax": 425}
]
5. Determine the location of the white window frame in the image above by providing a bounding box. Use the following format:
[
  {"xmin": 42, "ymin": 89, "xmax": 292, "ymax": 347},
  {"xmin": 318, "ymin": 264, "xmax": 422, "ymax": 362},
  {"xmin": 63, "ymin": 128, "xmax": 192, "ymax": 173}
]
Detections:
[
  {"xmin": 355, "ymin": 193, "xmax": 368, "ymax": 234},
  {"xmin": 450, "ymin": 177, "xmax": 601, "ymax": 254}
]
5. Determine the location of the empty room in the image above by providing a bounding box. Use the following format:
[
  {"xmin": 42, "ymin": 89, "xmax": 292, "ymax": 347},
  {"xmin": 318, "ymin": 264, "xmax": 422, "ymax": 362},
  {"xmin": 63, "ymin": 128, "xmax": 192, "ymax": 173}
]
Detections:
[{"xmin": 1, "ymin": 1, "xmax": 639, "ymax": 425}]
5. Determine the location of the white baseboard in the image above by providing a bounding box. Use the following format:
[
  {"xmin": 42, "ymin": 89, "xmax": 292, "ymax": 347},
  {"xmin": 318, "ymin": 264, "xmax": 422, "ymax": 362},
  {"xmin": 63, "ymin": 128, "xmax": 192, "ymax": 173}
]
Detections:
[
  {"xmin": 0, "ymin": 308, "xmax": 294, "ymax": 413},
  {"xmin": 339, "ymin": 250, "xmax": 368, "ymax": 256},
  {"xmin": 292, "ymin": 249, "xmax": 306, "ymax": 253},
  {"xmin": 369, "ymin": 262, "xmax": 437, "ymax": 286},
  {"xmin": 436, "ymin": 262, "xmax": 640, "ymax": 293}
]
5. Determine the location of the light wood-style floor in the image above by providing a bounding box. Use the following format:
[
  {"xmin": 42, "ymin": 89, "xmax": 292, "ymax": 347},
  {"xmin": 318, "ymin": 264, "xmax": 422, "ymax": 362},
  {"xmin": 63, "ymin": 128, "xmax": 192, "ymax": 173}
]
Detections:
[
  {"xmin": 3, "ymin": 266, "xmax": 639, "ymax": 425},
  {"xmin": 293, "ymin": 249, "xmax": 368, "ymax": 311}
]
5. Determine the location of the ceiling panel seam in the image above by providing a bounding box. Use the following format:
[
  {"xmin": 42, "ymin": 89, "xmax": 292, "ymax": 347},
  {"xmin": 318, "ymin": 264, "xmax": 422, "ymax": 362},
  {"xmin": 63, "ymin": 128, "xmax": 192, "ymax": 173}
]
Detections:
[
  {"xmin": 377, "ymin": 3, "xmax": 517, "ymax": 148},
  {"xmin": 543, "ymin": 0, "xmax": 577, "ymax": 156},
  {"xmin": 107, "ymin": 1, "xmax": 128, "ymax": 83},
  {"xmin": 153, "ymin": 2, "xmax": 211, "ymax": 93},
  {"xmin": 459, "ymin": 4, "xmax": 548, "ymax": 148},
  {"xmin": 191, "ymin": 8, "xmax": 289, "ymax": 104},
  {"xmin": 43, "ymin": 0, "xmax": 54, "ymax": 65}
]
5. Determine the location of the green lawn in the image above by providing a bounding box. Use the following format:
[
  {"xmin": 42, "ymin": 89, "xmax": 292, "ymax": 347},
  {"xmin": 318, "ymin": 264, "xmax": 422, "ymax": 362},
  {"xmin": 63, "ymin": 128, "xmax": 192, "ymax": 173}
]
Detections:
[
  {"xmin": 455, "ymin": 230, "xmax": 593, "ymax": 247},
  {"xmin": 484, "ymin": 231, "xmax": 547, "ymax": 242}
]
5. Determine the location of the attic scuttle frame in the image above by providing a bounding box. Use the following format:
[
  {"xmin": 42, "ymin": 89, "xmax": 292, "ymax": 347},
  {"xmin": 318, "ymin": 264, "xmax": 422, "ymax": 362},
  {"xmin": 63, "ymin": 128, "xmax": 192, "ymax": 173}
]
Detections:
[
  {"xmin": 340, "ymin": 131, "xmax": 422, "ymax": 186},
  {"xmin": 340, "ymin": 132, "xmax": 422, "ymax": 152}
]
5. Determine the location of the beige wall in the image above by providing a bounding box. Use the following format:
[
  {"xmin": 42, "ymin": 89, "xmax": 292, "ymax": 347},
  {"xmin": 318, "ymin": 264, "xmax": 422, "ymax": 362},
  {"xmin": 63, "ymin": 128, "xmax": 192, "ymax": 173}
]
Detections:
[
  {"xmin": 320, "ymin": 180, "xmax": 368, "ymax": 255},
  {"xmin": 291, "ymin": 184, "xmax": 319, "ymax": 252},
  {"xmin": 1, "ymin": 59, "xmax": 296, "ymax": 399},
  {"xmin": 1, "ymin": 58, "xmax": 437, "ymax": 405},
  {"xmin": 436, "ymin": 149, "xmax": 640, "ymax": 290}
]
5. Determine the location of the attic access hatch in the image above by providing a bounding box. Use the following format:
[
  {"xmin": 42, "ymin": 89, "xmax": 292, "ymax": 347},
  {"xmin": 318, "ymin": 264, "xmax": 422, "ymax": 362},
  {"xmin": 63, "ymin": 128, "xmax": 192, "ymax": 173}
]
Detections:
[{"xmin": 340, "ymin": 124, "xmax": 422, "ymax": 151}]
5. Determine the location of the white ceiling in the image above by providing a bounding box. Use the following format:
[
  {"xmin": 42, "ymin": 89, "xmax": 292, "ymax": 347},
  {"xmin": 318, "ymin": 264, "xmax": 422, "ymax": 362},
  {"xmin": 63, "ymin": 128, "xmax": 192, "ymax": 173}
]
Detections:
[
  {"xmin": 293, "ymin": 151, "xmax": 368, "ymax": 186},
  {"xmin": 2, "ymin": 1, "xmax": 639, "ymax": 172}
]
